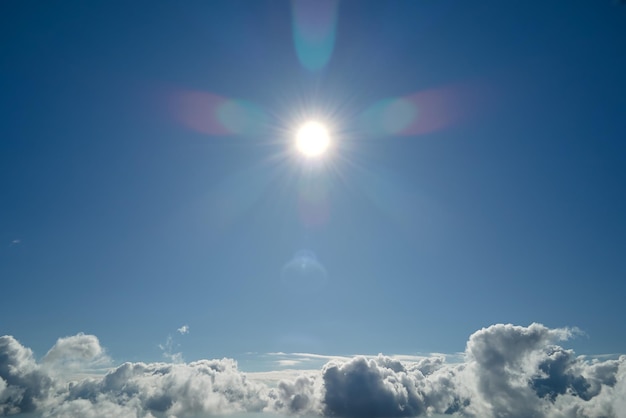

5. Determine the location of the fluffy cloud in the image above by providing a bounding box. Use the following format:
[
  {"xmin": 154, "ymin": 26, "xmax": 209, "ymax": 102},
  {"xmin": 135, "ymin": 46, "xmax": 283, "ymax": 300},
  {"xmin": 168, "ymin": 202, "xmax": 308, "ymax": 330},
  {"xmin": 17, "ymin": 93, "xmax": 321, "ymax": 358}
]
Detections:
[
  {"xmin": 56, "ymin": 359, "xmax": 268, "ymax": 417},
  {"xmin": 462, "ymin": 323, "xmax": 575, "ymax": 417},
  {"xmin": 1, "ymin": 324, "xmax": 626, "ymax": 418},
  {"xmin": 0, "ymin": 335, "xmax": 270, "ymax": 417},
  {"xmin": 268, "ymin": 373, "xmax": 321, "ymax": 415},
  {"xmin": 0, "ymin": 336, "xmax": 53, "ymax": 415},
  {"xmin": 459, "ymin": 324, "xmax": 625, "ymax": 418},
  {"xmin": 41, "ymin": 333, "xmax": 110, "ymax": 375},
  {"xmin": 321, "ymin": 355, "xmax": 426, "ymax": 417}
]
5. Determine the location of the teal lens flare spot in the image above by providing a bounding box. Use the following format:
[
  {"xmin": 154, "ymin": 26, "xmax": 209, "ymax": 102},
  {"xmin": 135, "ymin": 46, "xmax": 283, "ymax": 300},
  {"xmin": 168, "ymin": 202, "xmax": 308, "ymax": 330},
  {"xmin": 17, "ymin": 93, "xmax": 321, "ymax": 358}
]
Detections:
[
  {"xmin": 361, "ymin": 98, "xmax": 418, "ymax": 136},
  {"xmin": 292, "ymin": 0, "xmax": 338, "ymax": 72},
  {"xmin": 281, "ymin": 250, "xmax": 328, "ymax": 294},
  {"xmin": 217, "ymin": 100, "xmax": 266, "ymax": 135}
]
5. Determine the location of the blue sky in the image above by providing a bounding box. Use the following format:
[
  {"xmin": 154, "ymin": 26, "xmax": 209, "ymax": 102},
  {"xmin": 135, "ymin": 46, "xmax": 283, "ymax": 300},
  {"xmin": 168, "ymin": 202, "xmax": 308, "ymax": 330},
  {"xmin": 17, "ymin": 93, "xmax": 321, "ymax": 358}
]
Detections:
[{"xmin": 2, "ymin": 1, "xmax": 626, "ymax": 417}]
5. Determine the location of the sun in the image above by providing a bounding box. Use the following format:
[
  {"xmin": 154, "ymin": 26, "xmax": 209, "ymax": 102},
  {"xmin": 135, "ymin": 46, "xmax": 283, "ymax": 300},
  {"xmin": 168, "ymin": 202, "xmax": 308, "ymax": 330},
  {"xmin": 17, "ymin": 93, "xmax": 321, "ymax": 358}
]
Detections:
[{"xmin": 295, "ymin": 121, "xmax": 330, "ymax": 157}]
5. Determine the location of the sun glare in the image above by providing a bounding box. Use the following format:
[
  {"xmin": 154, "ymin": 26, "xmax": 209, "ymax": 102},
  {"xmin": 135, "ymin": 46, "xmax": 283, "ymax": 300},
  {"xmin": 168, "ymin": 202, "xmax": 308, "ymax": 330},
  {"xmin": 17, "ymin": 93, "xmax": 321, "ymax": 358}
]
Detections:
[{"xmin": 296, "ymin": 121, "xmax": 330, "ymax": 157}]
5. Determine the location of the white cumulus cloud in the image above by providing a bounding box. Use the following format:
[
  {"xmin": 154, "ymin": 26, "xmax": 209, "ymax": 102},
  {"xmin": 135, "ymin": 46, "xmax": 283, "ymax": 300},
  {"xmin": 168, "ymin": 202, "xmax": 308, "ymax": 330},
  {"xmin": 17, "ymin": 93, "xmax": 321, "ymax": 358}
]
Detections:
[
  {"xmin": 1, "ymin": 324, "xmax": 626, "ymax": 418},
  {"xmin": 41, "ymin": 333, "xmax": 111, "ymax": 376}
]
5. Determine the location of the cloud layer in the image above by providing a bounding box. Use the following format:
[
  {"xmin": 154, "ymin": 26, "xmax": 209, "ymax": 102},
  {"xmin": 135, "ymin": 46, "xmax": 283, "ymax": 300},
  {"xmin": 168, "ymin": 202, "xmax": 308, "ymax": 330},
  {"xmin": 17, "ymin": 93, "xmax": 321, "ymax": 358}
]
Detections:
[{"xmin": 1, "ymin": 324, "xmax": 625, "ymax": 418}]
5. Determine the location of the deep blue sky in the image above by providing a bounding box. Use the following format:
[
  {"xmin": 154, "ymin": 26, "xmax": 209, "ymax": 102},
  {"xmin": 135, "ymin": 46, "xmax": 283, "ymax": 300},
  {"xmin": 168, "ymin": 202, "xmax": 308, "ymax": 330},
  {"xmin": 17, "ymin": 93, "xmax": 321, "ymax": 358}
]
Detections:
[{"xmin": 1, "ymin": 1, "xmax": 625, "ymax": 366}]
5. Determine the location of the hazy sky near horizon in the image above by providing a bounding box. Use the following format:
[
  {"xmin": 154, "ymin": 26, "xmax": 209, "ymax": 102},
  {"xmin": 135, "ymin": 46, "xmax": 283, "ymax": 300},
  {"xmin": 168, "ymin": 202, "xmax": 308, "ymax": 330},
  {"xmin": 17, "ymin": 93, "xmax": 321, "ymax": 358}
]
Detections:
[{"xmin": 2, "ymin": 1, "xmax": 626, "ymax": 417}]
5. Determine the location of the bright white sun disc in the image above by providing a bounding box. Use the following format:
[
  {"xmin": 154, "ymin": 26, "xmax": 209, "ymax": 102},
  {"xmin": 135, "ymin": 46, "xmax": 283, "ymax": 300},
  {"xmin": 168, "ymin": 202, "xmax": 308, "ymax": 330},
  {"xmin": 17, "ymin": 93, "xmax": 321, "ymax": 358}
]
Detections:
[{"xmin": 296, "ymin": 121, "xmax": 330, "ymax": 157}]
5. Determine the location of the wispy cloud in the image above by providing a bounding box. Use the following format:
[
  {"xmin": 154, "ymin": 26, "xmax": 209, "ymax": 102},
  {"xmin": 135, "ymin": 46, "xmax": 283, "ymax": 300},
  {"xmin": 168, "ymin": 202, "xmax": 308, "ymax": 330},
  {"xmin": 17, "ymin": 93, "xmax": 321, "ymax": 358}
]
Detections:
[
  {"xmin": 266, "ymin": 351, "xmax": 465, "ymax": 369},
  {"xmin": 159, "ymin": 326, "xmax": 189, "ymax": 363},
  {"xmin": 158, "ymin": 335, "xmax": 184, "ymax": 363},
  {"xmin": 275, "ymin": 359, "xmax": 302, "ymax": 367},
  {"xmin": 268, "ymin": 351, "xmax": 351, "ymax": 362}
]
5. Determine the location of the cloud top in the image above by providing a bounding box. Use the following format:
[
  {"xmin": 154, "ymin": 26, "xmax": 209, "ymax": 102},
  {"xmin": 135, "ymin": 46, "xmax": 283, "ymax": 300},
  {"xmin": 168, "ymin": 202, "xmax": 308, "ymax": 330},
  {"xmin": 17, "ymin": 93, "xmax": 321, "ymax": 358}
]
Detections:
[
  {"xmin": 42, "ymin": 333, "xmax": 110, "ymax": 374},
  {"xmin": 1, "ymin": 323, "xmax": 625, "ymax": 417}
]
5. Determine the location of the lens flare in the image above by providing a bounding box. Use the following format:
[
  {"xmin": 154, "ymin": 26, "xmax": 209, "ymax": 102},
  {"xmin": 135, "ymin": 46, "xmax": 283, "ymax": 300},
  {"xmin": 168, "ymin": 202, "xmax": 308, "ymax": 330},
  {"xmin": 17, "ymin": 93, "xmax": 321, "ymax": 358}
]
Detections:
[
  {"xmin": 359, "ymin": 85, "xmax": 474, "ymax": 137},
  {"xmin": 281, "ymin": 250, "xmax": 328, "ymax": 294},
  {"xmin": 173, "ymin": 90, "xmax": 266, "ymax": 136},
  {"xmin": 292, "ymin": 0, "xmax": 338, "ymax": 72}
]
